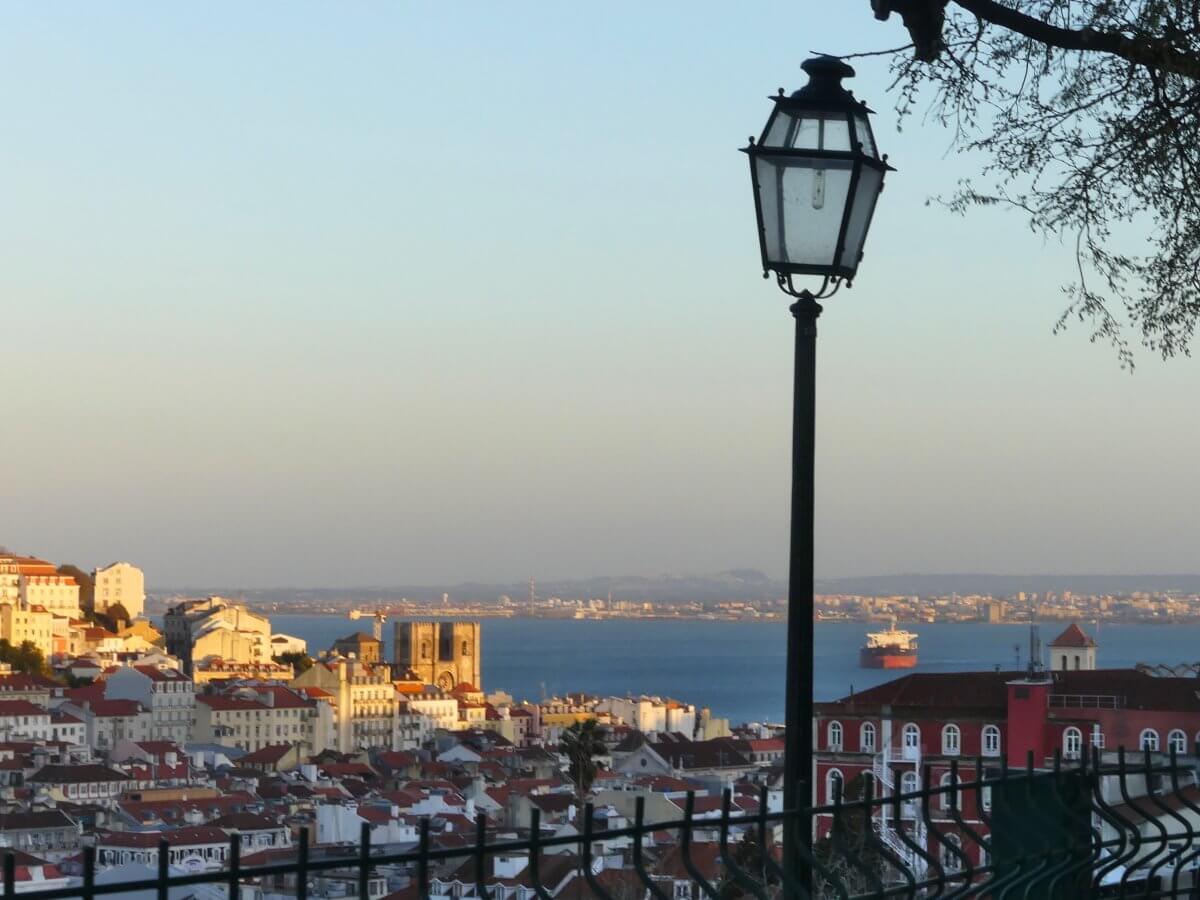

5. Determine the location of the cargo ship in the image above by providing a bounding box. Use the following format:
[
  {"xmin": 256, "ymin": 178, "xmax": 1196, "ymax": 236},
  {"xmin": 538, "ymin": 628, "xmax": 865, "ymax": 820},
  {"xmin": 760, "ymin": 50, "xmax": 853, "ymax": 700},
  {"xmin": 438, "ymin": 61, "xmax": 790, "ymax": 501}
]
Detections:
[{"xmin": 859, "ymin": 619, "xmax": 918, "ymax": 669}]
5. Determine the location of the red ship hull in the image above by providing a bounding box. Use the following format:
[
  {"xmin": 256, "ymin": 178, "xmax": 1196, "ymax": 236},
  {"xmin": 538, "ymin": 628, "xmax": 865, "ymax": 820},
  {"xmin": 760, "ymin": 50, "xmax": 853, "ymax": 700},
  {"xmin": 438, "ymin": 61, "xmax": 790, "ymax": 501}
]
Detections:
[{"xmin": 859, "ymin": 648, "xmax": 918, "ymax": 669}]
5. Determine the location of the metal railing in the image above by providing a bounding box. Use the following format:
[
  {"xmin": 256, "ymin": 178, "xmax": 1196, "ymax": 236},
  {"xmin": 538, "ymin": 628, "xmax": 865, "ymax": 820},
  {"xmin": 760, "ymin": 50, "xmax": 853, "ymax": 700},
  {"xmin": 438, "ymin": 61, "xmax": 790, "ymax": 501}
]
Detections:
[{"xmin": 8, "ymin": 746, "xmax": 1200, "ymax": 899}]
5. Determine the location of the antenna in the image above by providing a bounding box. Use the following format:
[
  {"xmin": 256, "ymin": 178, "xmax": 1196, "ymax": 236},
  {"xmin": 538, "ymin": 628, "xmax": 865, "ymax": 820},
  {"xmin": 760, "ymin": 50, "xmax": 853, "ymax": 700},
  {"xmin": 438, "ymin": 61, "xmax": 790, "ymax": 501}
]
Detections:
[
  {"xmin": 1014, "ymin": 643, "xmax": 1021, "ymax": 670},
  {"xmin": 1027, "ymin": 623, "xmax": 1044, "ymax": 678}
]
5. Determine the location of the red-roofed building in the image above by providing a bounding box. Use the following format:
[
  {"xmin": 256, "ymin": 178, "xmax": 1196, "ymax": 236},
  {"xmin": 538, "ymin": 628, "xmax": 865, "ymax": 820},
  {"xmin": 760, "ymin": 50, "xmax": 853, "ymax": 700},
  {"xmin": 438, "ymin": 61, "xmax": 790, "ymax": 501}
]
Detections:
[
  {"xmin": 59, "ymin": 697, "xmax": 152, "ymax": 756},
  {"xmin": 96, "ymin": 826, "xmax": 232, "ymax": 872},
  {"xmin": 815, "ymin": 646, "xmax": 1200, "ymax": 872},
  {"xmin": 0, "ymin": 700, "xmax": 50, "ymax": 742},
  {"xmin": 5, "ymin": 857, "xmax": 69, "ymax": 893},
  {"xmin": 238, "ymin": 743, "xmax": 299, "ymax": 773},
  {"xmin": 194, "ymin": 686, "xmax": 324, "ymax": 755},
  {"xmin": 103, "ymin": 665, "xmax": 195, "ymax": 745}
]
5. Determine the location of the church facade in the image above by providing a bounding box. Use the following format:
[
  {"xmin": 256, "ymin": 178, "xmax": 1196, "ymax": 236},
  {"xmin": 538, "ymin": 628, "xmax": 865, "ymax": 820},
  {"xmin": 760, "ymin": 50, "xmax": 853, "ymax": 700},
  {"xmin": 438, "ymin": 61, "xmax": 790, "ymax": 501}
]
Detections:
[{"xmin": 393, "ymin": 620, "xmax": 481, "ymax": 691}]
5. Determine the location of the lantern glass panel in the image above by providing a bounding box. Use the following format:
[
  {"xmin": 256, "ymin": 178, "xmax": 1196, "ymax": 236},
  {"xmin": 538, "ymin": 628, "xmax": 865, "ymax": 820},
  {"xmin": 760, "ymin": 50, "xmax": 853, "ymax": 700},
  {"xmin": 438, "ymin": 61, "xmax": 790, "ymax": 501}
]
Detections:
[
  {"xmin": 838, "ymin": 164, "xmax": 883, "ymax": 271},
  {"xmin": 852, "ymin": 113, "xmax": 876, "ymax": 158},
  {"xmin": 755, "ymin": 155, "xmax": 853, "ymax": 268},
  {"xmin": 763, "ymin": 109, "xmax": 853, "ymax": 153}
]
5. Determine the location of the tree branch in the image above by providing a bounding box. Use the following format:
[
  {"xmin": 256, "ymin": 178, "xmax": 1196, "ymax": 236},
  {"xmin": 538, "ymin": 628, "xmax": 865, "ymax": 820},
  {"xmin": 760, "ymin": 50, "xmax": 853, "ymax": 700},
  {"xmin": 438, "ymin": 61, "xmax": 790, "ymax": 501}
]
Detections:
[{"xmin": 950, "ymin": 0, "xmax": 1200, "ymax": 78}]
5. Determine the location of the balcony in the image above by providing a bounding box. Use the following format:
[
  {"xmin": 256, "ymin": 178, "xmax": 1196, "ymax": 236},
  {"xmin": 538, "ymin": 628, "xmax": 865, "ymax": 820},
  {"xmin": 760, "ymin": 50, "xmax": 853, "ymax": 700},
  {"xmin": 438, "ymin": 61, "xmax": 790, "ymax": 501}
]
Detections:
[{"xmin": 11, "ymin": 751, "xmax": 1200, "ymax": 899}]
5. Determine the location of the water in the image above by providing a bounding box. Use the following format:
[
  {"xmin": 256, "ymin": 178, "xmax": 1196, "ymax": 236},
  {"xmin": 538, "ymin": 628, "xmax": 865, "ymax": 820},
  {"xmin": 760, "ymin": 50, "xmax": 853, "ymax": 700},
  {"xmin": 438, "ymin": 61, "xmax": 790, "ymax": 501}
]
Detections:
[{"xmin": 254, "ymin": 616, "xmax": 1200, "ymax": 724}]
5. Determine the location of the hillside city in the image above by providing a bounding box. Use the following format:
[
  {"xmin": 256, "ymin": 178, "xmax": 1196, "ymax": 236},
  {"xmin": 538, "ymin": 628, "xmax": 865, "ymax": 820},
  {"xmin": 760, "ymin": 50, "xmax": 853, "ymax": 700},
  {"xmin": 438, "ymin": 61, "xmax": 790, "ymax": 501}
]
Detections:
[
  {"xmin": 0, "ymin": 550, "xmax": 782, "ymax": 899},
  {"xmin": 6, "ymin": 547, "xmax": 1200, "ymax": 898}
]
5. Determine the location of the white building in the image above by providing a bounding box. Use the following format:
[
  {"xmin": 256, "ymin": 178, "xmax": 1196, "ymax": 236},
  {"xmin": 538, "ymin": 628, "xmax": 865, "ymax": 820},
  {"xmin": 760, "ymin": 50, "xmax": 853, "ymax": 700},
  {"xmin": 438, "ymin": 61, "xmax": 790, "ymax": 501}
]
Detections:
[
  {"xmin": 268, "ymin": 633, "xmax": 307, "ymax": 656},
  {"xmin": 595, "ymin": 696, "xmax": 697, "ymax": 738},
  {"xmin": 0, "ymin": 700, "xmax": 51, "ymax": 741},
  {"xmin": 194, "ymin": 685, "xmax": 327, "ymax": 755},
  {"xmin": 103, "ymin": 665, "xmax": 195, "ymax": 745},
  {"xmin": 93, "ymin": 562, "xmax": 146, "ymax": 620},
  {"xmin": 404, "ymin": 690, "xmax": 459, "ymax": 732},
  {"xmin": 59, "ymin": 698, "xmax": 153, "ymax": 757}
]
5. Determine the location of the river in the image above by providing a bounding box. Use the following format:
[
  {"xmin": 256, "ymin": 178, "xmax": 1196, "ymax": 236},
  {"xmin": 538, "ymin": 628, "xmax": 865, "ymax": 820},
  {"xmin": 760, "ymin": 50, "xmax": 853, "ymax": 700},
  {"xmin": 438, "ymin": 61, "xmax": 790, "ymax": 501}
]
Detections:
[{"xmin": 226, "ymin": 616, "xmax": 1200, "ymax": 724}]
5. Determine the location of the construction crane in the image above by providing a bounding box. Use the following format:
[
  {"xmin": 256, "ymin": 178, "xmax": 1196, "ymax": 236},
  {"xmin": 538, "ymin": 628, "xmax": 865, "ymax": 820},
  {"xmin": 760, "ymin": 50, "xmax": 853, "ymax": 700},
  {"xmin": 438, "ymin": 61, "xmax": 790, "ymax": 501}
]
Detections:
[{"xmin": 348, "ymin": 608, "xmax": 389, "ymax": 641}]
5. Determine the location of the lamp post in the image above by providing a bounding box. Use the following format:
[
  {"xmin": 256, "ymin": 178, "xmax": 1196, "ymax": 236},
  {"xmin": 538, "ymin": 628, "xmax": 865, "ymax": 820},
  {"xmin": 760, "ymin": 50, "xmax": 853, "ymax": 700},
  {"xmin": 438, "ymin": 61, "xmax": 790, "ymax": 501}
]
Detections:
[{"xmin": 741, "ymin": 56, "xmax": 892, "ymax": 887}]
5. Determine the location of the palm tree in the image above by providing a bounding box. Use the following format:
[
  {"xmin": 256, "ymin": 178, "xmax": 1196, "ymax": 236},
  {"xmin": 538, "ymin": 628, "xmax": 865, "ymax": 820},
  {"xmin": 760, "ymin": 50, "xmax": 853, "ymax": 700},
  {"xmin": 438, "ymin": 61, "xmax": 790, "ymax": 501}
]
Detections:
[{"xmin": 560, "ymin": 718, "xmax": 606, "ymax": 800}]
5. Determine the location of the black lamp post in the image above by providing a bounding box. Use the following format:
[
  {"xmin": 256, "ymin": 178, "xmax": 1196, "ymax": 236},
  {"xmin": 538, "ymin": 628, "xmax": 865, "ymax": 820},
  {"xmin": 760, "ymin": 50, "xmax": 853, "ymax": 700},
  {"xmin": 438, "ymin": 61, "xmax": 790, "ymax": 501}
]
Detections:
[{"xmin": 741, "ymin": 55, "xmax": 892, "ymax": 883}]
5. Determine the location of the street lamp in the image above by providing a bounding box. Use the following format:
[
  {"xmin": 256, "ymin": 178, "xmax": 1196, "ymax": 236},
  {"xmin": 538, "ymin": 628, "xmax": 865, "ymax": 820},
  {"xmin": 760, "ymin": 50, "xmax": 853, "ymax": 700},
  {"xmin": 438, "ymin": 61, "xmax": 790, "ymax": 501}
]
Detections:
[{"xmin": 741, "ymin": 55, "xmax": 892, "ymax": 882}]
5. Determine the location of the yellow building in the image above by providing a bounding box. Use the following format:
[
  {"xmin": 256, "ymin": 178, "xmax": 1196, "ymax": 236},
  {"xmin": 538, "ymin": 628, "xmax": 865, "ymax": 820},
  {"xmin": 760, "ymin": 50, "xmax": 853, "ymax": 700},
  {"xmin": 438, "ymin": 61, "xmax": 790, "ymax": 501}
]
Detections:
[
  {"xmin": 292, "ymin": 657, "xmax": 397, "ymax": 753},
  {"xmin": 0, "ymin": 604, "xmax": 55, "ymax": 659},
  {"xmin": 19, "ymin": 574, "xmax": 80, "ymax": 617},
  {"xmin": 191, "ymin": 627, "xmax": 267, "ymax": 668},
  {"xmin": 193, "ymin": 657, "xmax": 293, "ymax": 685},
  {"xmin": 92, "ymin": 562, "xmax": 146, "ymax": 620}
]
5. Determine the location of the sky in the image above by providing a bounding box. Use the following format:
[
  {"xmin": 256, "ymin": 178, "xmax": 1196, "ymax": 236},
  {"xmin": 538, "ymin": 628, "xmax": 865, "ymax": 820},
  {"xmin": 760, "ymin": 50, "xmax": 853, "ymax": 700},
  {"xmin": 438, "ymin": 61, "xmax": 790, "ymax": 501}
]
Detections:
[{"xmin": 2, "ymin": 3, "xmax": 1198, "ymax": 589}]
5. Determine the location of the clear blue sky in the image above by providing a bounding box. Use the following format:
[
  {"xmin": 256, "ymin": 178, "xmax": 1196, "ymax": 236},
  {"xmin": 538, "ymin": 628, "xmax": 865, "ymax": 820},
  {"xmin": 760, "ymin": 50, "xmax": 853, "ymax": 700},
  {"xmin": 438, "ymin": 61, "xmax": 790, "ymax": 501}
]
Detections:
[{"xmin": 2, "ymin": 3, "xmax": 1197, "ymax": 589}]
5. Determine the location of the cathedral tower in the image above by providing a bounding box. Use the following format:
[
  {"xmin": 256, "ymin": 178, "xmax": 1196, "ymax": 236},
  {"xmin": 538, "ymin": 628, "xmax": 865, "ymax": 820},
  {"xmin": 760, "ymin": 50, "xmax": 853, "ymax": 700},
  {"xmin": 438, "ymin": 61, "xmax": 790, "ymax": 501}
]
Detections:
[{"xmin": 393, "ymin": 620, "xmax": 481, "ymax": 691}]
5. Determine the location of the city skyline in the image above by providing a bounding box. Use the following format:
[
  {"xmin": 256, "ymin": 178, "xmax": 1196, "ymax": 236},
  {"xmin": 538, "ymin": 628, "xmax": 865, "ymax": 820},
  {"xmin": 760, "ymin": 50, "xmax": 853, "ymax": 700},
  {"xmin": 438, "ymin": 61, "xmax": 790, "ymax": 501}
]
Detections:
[{"xmin": 4, "ymin": 3, "xmax": 1199, "ymax": 588}]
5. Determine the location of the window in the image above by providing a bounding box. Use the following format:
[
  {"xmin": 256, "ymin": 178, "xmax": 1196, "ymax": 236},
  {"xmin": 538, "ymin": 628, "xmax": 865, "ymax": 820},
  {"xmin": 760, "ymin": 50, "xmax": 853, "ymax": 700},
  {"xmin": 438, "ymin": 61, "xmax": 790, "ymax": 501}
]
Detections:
[
  {"xmin": 1063, "ymin": 727, "xmax": 1083, "ymax": 760},
  {"xmin": 860, "ymin": 722, "xmax": 876, "ymax": 753},
  {"xmin": 941, "ymin": 834, "xmax": 963, "ymax": 871},
  {"xmin": 1141, "ymin": 729, "xmax": 1160, "ymax": 752},
  {"xmin": 903, "ymin": 723, "xmax": 921, "ymax": 754},
  {"xmin": 939, "ymin": 772, "xmax": 961, "ymax": 811},
  {"xmin": 828, "ymin": 721, "xmax": 843, "ymax": 751},
  {"xmin": 982, "ymin": 725, "xmax": 1001, "ymax": 757},
  {"xmin": 1169, "ymin": 729, "xmax": 1187, "ymax": 754},
  {"xmin": 900, "ymin": 771, "xmax": 919, "ymax": 818},
  {"xmin": 942, "ymin": 724, "xmax": 961, "ymax": 756},
  {"xmin": 826, "ymin": 768, "xmax": 844, "ymax": 803}
]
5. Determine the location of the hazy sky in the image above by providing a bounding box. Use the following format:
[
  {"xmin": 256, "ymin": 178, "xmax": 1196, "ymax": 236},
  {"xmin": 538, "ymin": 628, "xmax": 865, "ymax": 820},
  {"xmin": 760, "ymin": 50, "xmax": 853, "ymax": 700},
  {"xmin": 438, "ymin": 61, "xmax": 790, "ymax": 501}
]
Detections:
[{"xmin": 3, "ymin": 4, "xmax": 1198, "ymax": 589}]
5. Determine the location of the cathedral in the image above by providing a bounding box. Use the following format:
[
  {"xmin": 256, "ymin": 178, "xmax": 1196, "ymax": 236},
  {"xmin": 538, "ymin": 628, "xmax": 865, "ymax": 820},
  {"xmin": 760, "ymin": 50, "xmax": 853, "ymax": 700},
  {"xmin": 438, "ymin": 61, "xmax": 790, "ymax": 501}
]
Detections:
[{"xmin": 393, "ymin": 620, "xmax": 481, "ymax": 691}]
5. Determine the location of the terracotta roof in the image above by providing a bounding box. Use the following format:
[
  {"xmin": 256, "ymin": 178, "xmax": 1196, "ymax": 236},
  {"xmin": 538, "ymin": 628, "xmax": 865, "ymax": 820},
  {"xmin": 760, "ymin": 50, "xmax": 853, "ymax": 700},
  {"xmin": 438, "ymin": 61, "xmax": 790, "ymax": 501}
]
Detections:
[
  {"xmin": 98, "ymin": 826, "xmax": 228, "ymax": 848},
  {"xmin": 817, "ymin": 671, "xmax": 1018, "ymax": 715},
  {"xmin": 336, "ymin": 632, "xmax": 381, "ymax": 645},
  {"xmin": 131, "ymin": 666, "xmax": 190, "ymax": 683},
  {"xmin": 197, "ymin": 696, "xmax": 264, "ymax": 711},
  {"xmin": 748, "ymin": 738, "xmax": 785, "ymax": 751},
  {"xmin": 209, "ymin": 812, "xmax": 281, "ymax": 831},
  {"xmin": 84, "ymin": 699, "xmax": 145, "ymax": 718},
  {"xmin": 320, "ymin": 762, "xmax": 376, "ymax": 778},
  {"xmin": 822, "ymin": 667, "xmax": 1200, "ymax": 716},
  {"xmin": 1050, "ymin": 623, "xmax": 1096, "ymax": 648},
  {"xmin": 0, "ymin": 701, "xmax": 47, "ymax": 717},
  {"xmin": 0, "ymin": 674, "xmax": 60, "ymax": 691},
  {"xmin": 31, "ymin": 764, "xmax": 130, "ymax": 784},
  {"xmin": 240, "ymin": 744, "xmax": 292, "ymax": 765},
  {"xmin": 0, "ymin": 810, "xmax": 76, "ymax": 830}
]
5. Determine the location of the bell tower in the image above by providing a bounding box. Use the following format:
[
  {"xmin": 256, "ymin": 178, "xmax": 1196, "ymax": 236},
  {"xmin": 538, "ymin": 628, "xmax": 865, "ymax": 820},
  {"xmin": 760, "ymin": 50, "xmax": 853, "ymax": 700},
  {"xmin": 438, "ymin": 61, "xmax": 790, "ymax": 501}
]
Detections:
[{"xmin": 394, "ymin": 620, "xmax": 481, "ymax": 690}]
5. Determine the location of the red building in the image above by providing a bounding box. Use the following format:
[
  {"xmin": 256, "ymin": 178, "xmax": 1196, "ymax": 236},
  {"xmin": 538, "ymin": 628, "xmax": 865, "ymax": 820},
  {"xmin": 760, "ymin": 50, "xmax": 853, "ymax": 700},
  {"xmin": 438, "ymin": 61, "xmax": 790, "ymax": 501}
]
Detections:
[{"xmin": 813, "ymin": 624, "xmax": 1200, "ymax": 871}]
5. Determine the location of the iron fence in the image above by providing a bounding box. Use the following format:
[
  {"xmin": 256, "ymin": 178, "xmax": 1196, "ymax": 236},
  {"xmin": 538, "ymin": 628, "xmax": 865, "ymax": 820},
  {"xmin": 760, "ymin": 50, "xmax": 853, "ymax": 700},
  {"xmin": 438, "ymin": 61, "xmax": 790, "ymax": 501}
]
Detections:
[{"xmin": 6, "ymin": 747, "xmax": 1200, "ymax": 900}]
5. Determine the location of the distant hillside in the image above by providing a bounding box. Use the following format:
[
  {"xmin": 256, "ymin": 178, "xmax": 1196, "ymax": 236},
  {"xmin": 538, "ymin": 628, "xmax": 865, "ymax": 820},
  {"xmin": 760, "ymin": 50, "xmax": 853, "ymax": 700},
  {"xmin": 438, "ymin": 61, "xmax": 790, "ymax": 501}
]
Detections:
[
  {"xmin": 814, "ymin": 573, "xmax": 1200, "ymax": 596},
  {"xmin": 156, "ymin": 571, "xmax": 1200, "ymax": 607},
  {"xmin": 160, "ymin": 569, "xmax": 786, "ymax": 605}
]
